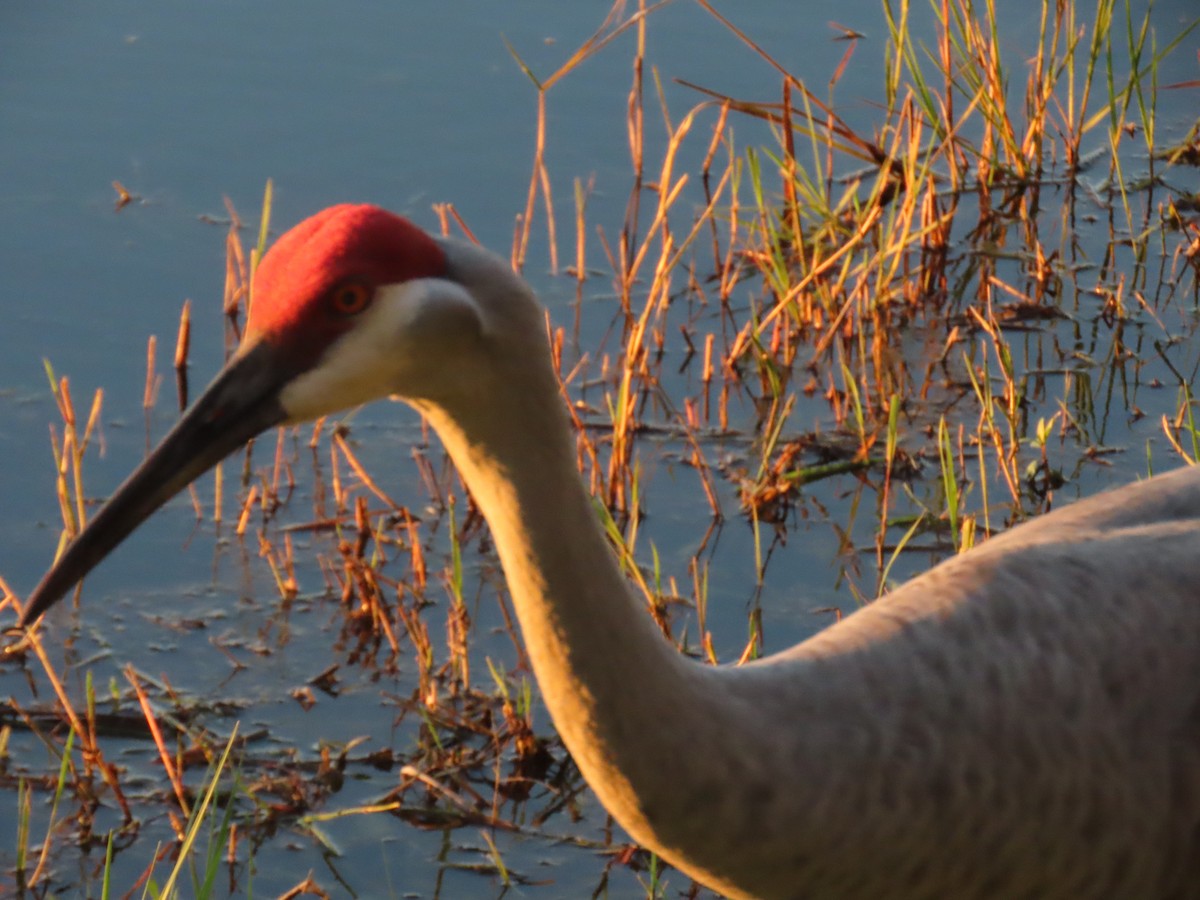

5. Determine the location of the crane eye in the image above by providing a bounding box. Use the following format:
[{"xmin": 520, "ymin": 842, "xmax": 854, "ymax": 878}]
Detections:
[{"xmin": 329, "ymin": 282, "xmax": 372, "ymax": 316}]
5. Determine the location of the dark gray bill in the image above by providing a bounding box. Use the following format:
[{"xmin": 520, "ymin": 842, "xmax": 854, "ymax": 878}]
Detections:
[{"xmin": 19, "ymin": 339, "xmax": 290, "ymax": 627}]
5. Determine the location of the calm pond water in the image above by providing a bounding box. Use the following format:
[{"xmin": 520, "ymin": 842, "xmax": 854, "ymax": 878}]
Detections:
[{"xmin": 2, "ymin": 1, "xmax": 1198, "ymax": 897}]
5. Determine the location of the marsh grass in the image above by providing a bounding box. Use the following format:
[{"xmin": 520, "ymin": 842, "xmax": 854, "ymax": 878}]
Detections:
[{"xmin": 3, "ymin": 0, "xmax": 1199, "ymax": 896}]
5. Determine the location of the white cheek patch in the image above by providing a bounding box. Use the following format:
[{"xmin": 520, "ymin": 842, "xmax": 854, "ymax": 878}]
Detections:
[
  {"xmin": 277, "ymin": 279, "xmax": 482, "ymax": 423},
  {"xmin": 377, "ymin": 278, "xmax": 482, "ymax": 337}
]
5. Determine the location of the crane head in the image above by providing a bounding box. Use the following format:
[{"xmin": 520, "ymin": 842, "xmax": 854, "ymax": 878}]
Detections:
[{"xmin": 17, "ymin": 204, "xmax": 495, "ymax": 627}]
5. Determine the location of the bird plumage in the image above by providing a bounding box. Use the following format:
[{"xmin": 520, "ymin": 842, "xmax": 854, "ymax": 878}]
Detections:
[{"xmin": 18, "ymin": 204, "xmax": 1200, "ymax": 898}]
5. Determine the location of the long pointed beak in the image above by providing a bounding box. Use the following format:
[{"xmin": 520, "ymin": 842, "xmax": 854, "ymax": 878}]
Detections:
[{"xmin": 19, "ymin": 339, "xmax": 291, "ymax": 627}]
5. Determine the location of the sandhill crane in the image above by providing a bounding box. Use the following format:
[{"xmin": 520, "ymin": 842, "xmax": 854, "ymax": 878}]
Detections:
[{"xmin": 17, "ymin": 204, "xmax": 1200, "ymax": 899}]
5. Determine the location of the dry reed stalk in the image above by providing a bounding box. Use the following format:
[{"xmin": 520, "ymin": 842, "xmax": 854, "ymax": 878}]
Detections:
[
  {"xmin": 174, "ymin": 298, "xmax": 191, "ymax": 410},
  {"xmin": 258, "ymin": 530, "xmax": 299, "ymax": 600},
  {"xmin": 235, "ymin": 485, "xmax": 259, "ymax": 536},
  {"xmin": 432, "ymin": 201, "xmax": 479, "ymax": 244},
  {"xmin": 142, "ymin": 335, "xmax": 158, "ymax": 417},
  {"xmin": 22, "ymin": 626, "xmax": 131, "ymax": 823},
  {"xmin": 332, "ymin": 431, "xmax": 400, "ymax": 509},
  {"xmin": 506, "ymin": 0, "xmax": 665, "ymax": 273},
  {"xmin": 126, "ymin": 666, "xmax": 190, "ymax": 818}
]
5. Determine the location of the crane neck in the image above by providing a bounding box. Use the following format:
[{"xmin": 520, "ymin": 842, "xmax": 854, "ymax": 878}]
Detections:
[{"xmin": 414, "ymin": 350, "xmax": 710, "ymax": 847}]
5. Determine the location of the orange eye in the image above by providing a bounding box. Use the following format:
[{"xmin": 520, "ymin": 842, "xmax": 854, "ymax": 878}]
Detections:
[{"xmin": 329, "ymin": 282, "xmax": 372, "ymax": 316}]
